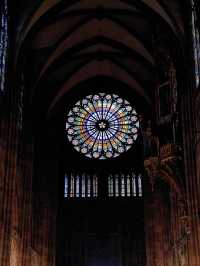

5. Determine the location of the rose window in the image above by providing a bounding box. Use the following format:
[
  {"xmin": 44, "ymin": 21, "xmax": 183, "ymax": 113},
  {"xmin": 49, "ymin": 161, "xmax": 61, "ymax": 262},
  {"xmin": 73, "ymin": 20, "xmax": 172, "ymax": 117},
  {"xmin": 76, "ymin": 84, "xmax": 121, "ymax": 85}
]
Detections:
[{"xmin": 66, "ymin": 93, "xmax": 139, "ymax": 159}]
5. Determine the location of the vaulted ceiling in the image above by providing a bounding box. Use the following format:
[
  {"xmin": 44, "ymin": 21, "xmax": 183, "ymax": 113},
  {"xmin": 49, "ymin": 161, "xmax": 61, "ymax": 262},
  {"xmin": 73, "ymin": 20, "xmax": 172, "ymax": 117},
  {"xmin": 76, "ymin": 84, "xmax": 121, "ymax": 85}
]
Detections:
[{"xmin": 14, "ymin": 0, "xmax": 188, "ymax": 117}]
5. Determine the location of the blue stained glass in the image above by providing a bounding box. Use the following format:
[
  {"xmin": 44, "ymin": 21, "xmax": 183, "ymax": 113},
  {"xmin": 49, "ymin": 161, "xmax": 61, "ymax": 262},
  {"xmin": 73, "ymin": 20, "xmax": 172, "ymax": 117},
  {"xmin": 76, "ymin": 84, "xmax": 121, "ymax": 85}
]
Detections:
[
  {"xmin": 0, "ymin": 0, "xmax": 8, "ymax": 92},
  {"xmin": 115, "ymin": 177, "xmax": 119, "ymax": 196},
  {"xmin": 64, "ymin": 174, "xmax": 68, "ymax": 197},
  {"xmin": 76, "ymin": 175, "xmax": 80, "ymax": 197},
  {"xmin": 192, "ymin": 1, "xmax": 200, "ymax": 88},
  {"xmin": 66, "ymin": 93, "xmax": 139, "ymax": 160},
  {"xmin": 87, "ymin": 175, "xmax": 91, "ymax": 197},
  {"xmin": 82, "ymin": 174, "xmax": 86, "ymax": 197},
  {"xmin": 132, "ymin": 173, "xmax": 137, "ymax": 196}
]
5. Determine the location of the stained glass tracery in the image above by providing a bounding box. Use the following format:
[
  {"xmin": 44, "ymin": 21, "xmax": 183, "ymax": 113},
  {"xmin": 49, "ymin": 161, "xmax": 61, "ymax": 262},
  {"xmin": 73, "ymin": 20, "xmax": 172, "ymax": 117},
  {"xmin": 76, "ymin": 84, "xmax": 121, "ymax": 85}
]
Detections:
[
  {"xmin": 192, "ymin": 0, "xmax": 200, "ymax": 88},
  {"xmin": 0, "ymin": 0, "xmax": 8, "ymax": 92},
  {"xmin": 66, "ymin": 93, "xmax": 139, "ymax": 159}
]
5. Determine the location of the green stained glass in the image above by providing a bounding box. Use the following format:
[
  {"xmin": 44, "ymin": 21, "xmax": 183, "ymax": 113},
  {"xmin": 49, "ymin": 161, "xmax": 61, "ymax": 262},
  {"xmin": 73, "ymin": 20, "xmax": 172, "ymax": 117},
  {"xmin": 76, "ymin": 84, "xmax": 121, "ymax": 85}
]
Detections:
[{"xmin": 66, "ymin": 93, "xmax": 139, "ymax": 159}]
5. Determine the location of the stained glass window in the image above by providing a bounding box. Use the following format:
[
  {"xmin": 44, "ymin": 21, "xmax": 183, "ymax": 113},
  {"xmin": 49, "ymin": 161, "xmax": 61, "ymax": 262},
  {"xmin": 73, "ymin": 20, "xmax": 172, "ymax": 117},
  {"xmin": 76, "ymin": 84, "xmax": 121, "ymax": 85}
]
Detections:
[
  {"xmin": 66, "ymin": 93, "xmax": 139, "ymax": 160},
  {"xmin": 192, "ymin": 0, "xmax": 200, "ymax": 88},
  {"xmin": 108, "ymin": 173, "xmax": 142, "ymax": 197},
  {"xmin": 0, "ymin": 0, "xmax": 8, "ymax": 92},
  {"xmin": 64, "ymin": 173, "xmax": 98, "ymax": 198},
  {"xmin": 64, "ymin": 172, "xmax": 142, "ymax": 198}
]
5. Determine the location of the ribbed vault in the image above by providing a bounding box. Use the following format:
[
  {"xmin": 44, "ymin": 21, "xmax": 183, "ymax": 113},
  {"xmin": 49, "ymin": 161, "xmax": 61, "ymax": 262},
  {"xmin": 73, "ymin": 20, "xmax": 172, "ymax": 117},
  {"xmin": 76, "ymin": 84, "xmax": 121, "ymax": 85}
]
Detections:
[{"xmin": 14, "ymin": 0, "xmax": 186, "ymax": 116}]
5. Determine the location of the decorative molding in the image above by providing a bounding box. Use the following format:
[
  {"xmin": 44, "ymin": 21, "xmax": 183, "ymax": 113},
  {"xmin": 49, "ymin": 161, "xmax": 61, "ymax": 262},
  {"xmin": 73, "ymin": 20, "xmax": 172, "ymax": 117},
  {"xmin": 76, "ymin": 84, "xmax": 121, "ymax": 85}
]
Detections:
[
  {"xmin": 144, "ymin": 143, "xmax": 184, "ymax": 195},
  {"xmin": 144, "ymin": 156, "xmax": 159, "ymax": 191},
  {"xmin": 160, "ymin": 143, "xmax": 182, "ymax": 161}
]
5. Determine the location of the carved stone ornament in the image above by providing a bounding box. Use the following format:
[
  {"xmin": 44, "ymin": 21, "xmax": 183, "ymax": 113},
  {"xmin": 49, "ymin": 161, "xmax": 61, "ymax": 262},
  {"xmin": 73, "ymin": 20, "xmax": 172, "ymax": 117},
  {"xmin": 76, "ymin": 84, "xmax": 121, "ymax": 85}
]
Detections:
[
  {"xmin": 144, "ymin": 143, "xmax": 183, "ymax": 193},
  {"xmin": 144, "ymin": 157, "xmax": 160, "ymax": 191}
]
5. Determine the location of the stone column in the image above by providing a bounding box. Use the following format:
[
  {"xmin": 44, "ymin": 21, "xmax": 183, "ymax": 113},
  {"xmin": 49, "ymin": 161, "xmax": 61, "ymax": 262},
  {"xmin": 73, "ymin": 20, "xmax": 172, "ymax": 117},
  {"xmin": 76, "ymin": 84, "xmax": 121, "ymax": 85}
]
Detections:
[
  {"xmin": 144, "ymin": 179, "xmax": 171, "ymax": 266},
  {"xmin": 0, "ymin": 112, "xmax": 19, "ymax": 266},
  {"xmin": 182, "ymin": 86, "xmax": 200, "ymax": 264}
]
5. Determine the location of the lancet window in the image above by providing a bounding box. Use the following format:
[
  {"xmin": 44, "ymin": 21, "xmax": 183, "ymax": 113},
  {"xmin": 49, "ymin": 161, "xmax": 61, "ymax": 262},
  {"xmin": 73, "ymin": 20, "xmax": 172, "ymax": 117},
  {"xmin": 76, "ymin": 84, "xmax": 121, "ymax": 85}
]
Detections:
[
  {"xmin": 64, "ymin": 173, "xmax": 142, "ymax": 199},
  {"xmin": 192, "ymin": 0, "xmax": 200, "ymax": 87},
  {"xmin": 0, "ymin": 0, "xmax": 8, "ymax": 92}
]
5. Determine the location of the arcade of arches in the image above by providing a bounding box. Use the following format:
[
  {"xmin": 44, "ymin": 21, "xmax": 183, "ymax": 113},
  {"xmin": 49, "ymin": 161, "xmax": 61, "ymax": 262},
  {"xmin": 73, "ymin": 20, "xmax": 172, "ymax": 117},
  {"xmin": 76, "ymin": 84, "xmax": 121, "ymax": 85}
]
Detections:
[{"xmin": 1, "ymin": 0, "xmax": 200, "ymax": 265}]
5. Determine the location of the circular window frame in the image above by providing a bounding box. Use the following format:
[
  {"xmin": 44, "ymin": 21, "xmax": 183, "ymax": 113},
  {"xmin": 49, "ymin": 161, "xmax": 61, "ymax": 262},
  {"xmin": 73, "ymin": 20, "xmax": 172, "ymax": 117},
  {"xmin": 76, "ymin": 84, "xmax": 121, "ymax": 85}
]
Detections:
[{"xmin": 66, "ymin": 93, "xmax": 140, "ymax": 160}]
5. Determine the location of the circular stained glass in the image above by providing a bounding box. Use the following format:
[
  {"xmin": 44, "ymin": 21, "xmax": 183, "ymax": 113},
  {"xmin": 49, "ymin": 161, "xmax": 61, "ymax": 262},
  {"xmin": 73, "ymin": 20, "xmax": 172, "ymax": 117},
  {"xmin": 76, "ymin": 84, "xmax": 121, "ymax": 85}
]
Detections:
[{"xmin": 66, "ymin": 93, "xmax": 139, "ymax": 159}]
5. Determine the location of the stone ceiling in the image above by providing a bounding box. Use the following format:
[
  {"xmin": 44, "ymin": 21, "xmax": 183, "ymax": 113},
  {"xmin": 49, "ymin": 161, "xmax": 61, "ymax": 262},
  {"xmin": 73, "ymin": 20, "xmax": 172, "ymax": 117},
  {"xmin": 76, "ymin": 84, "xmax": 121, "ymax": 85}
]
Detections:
[{"xmin": 14, "ymin": 0, "xmax": 187, "ymax": 117}]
